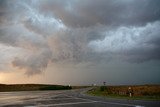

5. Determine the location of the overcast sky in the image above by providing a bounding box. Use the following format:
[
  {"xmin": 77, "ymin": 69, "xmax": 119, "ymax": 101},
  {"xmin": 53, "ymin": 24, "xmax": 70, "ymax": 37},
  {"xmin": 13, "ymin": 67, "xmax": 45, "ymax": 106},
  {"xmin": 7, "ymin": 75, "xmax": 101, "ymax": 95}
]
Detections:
[{"xmin": 0, "ymin": 0, "xmax": 160, "ymax": 85}]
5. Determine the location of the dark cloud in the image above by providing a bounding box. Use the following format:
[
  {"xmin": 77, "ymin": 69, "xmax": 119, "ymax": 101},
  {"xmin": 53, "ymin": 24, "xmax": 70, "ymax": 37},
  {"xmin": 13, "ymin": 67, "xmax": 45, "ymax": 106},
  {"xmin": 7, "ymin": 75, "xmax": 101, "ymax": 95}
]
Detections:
[
  {"xmin": 38, "ymin": 0, "xmax": 160, "ymax": 27},
  {"xmin": 89, "ymin": 21, "xmax": 160, "ymax": 63},
  {"xmin": 0, "ymin": 25, "xmax": 47, "ymax": 50},
  {"xmin": 0, "ymin": 0, "xmax": 160, "ymax": 76},
  {"xmin": 12, "ymin": 49, "xmax": 52, "ymax": 75}
]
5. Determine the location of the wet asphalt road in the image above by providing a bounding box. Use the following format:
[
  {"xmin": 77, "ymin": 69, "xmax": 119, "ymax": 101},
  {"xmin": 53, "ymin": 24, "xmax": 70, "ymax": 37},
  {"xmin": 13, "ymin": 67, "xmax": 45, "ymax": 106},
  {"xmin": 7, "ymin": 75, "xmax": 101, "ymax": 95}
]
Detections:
[{"xmin": 0, "ymin": 88, "xmax": 160, "ymax": 107}]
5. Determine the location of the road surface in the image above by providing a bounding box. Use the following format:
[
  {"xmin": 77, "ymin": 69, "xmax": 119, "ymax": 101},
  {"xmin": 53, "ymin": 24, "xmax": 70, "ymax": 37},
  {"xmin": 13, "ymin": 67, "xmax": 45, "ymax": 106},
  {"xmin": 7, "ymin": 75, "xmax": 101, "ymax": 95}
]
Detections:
[{"xmin": 0, "ymin": 88, "xmax": 160, "ymax": 107}]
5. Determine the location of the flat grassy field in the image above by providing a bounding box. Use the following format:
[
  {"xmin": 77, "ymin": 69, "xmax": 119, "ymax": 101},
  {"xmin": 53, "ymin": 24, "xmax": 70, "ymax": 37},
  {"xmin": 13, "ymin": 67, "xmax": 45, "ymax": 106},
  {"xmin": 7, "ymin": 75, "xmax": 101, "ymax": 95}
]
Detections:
[
  {"xmin": 87, "ymin": 85, "xmax": 160, "ymax": 100},
  {"xmin": 0, "ymin": 84, "xmax": 72, "ymax": 92}
]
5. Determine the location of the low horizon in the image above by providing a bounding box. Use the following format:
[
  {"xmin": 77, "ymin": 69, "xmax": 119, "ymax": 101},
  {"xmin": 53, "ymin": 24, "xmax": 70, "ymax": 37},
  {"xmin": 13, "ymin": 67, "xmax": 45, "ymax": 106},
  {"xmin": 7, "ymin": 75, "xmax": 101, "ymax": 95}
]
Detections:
[
  {"xmin": 1, "ymin": 83, "xmax": 160, "ymax": 86},
  {"xmin": 0, "ymin": 0, "xmax": 160, "ymax": 85}
]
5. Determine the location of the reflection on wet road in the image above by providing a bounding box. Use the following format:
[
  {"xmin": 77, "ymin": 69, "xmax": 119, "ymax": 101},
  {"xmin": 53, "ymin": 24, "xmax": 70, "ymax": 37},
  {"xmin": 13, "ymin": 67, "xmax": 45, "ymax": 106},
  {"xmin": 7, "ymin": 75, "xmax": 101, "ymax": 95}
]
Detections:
[
  {"xmin": 0, "ymin": 89, "xmax": 160, "ymax": 107},
  {"xmin": 0, "ymin": 90, "xmax": 65, "ymax": 106}
]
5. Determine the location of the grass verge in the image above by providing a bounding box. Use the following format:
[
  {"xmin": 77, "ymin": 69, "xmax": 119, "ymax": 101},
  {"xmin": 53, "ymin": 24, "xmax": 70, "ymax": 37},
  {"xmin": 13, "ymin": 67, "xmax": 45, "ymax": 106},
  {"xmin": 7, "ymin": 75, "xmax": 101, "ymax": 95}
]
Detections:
[{"xmin": 87, "ymin": 86, "xmax": 160, "ymax": 101}]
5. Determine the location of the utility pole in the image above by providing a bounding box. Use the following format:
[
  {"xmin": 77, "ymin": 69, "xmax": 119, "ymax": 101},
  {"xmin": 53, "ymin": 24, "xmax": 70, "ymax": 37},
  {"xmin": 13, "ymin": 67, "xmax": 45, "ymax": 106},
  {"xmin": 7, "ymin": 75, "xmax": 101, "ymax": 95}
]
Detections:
[{"xmin": 103, "ymin": 81, "xmax": 106, "ymax": 86}]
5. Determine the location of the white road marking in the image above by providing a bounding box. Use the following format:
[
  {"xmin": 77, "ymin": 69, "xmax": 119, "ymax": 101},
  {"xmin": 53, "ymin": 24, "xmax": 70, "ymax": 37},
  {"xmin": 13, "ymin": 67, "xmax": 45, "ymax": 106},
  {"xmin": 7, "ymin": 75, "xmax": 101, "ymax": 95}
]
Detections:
[
  {"xmin": 24, "ymin": 106, "xmax": 36, "ymax": 107},
  {"xmin": 37, "ymin": 101, "xmax": 99, "ymax": 106},
  {"xmin": 45, "ymin": 97, "xmax": 92, "ymax": 101},
  {"xmin": 63, "ymin": 94, "xmax": 95, "ymax": 102},
  {"xmin": 24, "ymin": 94, "xmax": 144, "ymax": 107},
  {"xmin": 55, "ymin": 94, "xmax": 145, "ymax": 107},
  {"xmin": 96, "ymin": 101, "xmax": 144, "ymax": 107},
  {"xmin": 36, "ymin": 101, "xmax": 144, "ymax": 107},
  {"xmin": 136, "ymin": 105, "xmax": 144, "ymax": 107}
]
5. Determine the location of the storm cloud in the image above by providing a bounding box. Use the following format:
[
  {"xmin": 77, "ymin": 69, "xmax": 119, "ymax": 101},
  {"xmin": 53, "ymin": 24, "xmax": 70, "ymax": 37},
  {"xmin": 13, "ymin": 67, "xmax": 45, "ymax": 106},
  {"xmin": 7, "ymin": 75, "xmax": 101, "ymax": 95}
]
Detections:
[{"xmin": 0, "ymin": 0, "xmax": 160, "ymax": 79}]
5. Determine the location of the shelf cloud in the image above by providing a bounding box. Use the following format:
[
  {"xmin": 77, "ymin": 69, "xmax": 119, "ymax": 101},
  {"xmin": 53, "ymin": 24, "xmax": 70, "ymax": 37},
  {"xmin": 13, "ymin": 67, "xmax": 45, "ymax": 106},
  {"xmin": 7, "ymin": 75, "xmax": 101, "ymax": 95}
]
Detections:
[{"xmin": 0, "ymin": 0, "xmax": 160, "ymax": 84}]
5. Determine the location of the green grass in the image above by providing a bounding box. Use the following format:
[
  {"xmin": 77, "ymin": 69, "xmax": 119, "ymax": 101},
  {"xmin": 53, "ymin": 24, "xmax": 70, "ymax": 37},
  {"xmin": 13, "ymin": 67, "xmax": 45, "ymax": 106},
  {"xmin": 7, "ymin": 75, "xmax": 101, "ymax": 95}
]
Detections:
[{"xmin": 87, "ymin": 86, "xmax": 160, "ymax": 101}]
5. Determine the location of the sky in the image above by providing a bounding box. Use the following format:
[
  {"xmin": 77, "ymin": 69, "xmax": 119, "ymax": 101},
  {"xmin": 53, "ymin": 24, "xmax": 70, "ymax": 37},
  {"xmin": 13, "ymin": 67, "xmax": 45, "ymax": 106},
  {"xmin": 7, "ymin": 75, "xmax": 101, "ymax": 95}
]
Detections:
[{"xmin": 0, "ymin": 0, "xmax": 160, "ymax": 85}]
